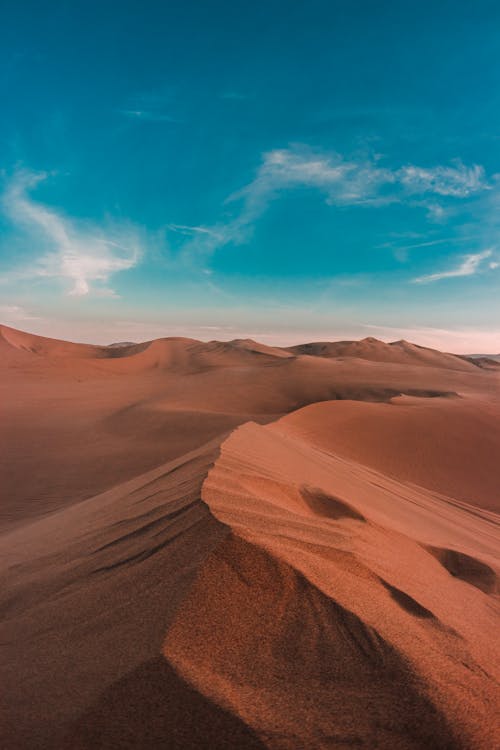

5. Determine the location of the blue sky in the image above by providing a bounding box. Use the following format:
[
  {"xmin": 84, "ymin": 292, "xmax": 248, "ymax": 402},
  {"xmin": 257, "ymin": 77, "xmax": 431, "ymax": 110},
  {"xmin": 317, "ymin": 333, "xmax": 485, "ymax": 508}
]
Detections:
[{"xmin": 1, "ymin": 0, "xmax": 500, "ymax": 351}]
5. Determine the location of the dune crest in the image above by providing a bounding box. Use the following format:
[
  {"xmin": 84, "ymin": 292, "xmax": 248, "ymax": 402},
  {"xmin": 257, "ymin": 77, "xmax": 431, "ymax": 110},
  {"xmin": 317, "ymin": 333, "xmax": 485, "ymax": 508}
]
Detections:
[{"xmin": 162, "ymin": 421, "xmax": 500, "ymax": 749}]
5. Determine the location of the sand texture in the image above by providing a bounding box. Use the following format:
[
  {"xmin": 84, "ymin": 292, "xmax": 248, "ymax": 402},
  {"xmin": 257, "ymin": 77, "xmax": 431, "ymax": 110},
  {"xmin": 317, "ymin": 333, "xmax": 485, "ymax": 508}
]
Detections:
[{"xmin": 1, "ymin": 324, "xmax": 499, "ymax": 749}]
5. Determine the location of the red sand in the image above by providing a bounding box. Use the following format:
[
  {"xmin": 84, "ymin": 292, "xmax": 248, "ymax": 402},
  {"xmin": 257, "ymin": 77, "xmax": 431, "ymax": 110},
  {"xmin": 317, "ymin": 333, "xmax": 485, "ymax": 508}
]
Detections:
[{"xmin": 1, "ymin": 324, "xmax": 499, "ymax": 749}]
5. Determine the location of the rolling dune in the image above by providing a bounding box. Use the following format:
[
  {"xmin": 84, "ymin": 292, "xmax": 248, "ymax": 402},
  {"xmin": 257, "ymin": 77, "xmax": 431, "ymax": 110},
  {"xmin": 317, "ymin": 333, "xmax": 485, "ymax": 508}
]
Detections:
[{"xmin": 1, "ymin": 325, "xmax": 499, "ymax": 749}]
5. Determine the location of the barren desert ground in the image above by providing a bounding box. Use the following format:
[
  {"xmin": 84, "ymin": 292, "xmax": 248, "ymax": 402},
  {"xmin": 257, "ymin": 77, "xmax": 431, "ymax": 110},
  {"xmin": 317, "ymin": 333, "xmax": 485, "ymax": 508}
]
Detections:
[{"xmin": 1, "ymin": 323, "xmax": 499, "ymax": 749}]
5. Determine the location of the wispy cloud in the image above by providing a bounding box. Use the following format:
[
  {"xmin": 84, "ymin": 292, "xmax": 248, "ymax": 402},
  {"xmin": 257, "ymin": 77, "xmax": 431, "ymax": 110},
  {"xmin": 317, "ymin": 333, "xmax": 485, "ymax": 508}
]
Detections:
[
  {"xmin": 167, "ymin": 223, "xmax": 225, "ymax": 240},
  {"xmin": 398, "ymin": 163, "xmax": 487, "ymax": 197},
  {"xmin": 177, "ymin": 145, "xmax": 491, "ymax": 267},
  {"xmin": 379, "ymin": 234, "xmax": 477, "ymax": 263},
  {"xmin": 390, "ymin": 236, "xmax": 475, "ymax": 251},
  {"xmin": 412, "ymin": 249, "xmax": 493, "ymax": 283},
  {"xmin": 424, "ymin": 202, "xmax": 447, "ymax": 222},
  {"xmin": 119, "ymin": 88, "xmax": 181, "ymax": 124},
  {"xmin": 229, "ymin": 147, "xmax": 489, "ymax": 213},
  {"xmin": 2, "ymin": 170, "xmax": 142, "ymax": 296}
]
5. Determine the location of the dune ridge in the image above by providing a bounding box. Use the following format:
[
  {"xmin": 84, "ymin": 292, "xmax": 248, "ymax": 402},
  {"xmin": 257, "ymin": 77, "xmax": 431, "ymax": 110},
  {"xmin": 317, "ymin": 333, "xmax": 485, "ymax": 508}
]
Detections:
[
  {"xmin": 286, "ymin": 336, "xmax": 478, "ymax": 371},
  {"xmin": 163, "ymin": 420, "xmax": 500, "ymax": 749}
]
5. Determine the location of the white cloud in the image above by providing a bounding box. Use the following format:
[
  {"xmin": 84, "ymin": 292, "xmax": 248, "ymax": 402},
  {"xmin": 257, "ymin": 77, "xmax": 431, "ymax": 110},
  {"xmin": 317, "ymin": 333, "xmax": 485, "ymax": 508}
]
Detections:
[
  {"xmin": 229, "ymin": 147, "xmax": 488, "ymax": 218},
  {"xmin": 380, "ymin": 234, "xmax": 478, "ymax": 265},
  {"xmin": 2, "ymin": 171, "xmax": 141, "ymax": 296},
  {"xmin": 424, "ymin": 202, "xmax": 447, "ymax": 222},
  {"xmin": 412, "ymin": 249, "xmax": 492, "ymax": 283},
  {"xmin": 397, "ymin": 163, "xmax": 487, "ymax": 197},
  {"xmin": 167, "ymin": 223, "xmax": 225, "ymax": 240},
  {"xmin": 177, "ymin": 146, "xmax": 491, "ymax": 269},
  {"xmin": 382, "ymin": 236, "xmax": 475, "ymax": 252},
  {"xmin": 228, "ymin": 147, "xmax": 390, "ymax": 214}
]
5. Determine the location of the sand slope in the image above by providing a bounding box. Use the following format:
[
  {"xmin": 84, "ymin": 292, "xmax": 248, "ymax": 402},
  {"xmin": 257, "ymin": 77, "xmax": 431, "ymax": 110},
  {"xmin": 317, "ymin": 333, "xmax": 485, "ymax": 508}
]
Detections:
[
  {"xmin": 165, "ymin": 421, "xmax": 500, "ymax": 749},
  {"xmin": 276, "ymin": 396, "xmax": 500, "ymax": 512},
  {"xmin": 1, "ymin": 439, "xmax": 229, "ymax": 749}
]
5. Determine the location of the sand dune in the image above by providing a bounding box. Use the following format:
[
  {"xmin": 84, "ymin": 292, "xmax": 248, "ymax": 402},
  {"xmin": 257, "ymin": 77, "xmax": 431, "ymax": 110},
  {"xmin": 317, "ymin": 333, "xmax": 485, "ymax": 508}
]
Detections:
[
  {"xmin": 5, "ymin": 324, "xmax": 491, "ymax": 530},
  {"xmin": 171, "ymin": 421, "xmax": 500, "ymax": 749},
  {"xmin": 276, "ymin": 396, "xmax": 500, "ymax": 512},
  {"xmin": 286, "ymin": 336, "xmax": 479, "ymax": 371},
  {"xmin": 1, "ymin": 325, "xmax": 499, "ymax": 748}
]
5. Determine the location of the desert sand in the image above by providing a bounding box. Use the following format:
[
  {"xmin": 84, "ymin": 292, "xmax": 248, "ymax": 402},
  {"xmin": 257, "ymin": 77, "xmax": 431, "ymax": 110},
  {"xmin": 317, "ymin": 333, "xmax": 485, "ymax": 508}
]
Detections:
[{"xmin": 1, "ymin": 323, "xmax": 499, "ymax": 749}]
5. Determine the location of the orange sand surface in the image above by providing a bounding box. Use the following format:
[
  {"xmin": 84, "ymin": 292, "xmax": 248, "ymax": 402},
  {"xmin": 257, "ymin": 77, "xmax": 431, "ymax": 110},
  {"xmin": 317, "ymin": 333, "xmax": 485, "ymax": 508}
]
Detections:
[{"xmin": 1, "ymin": 324, "xmax": 499, "ymax": 749}]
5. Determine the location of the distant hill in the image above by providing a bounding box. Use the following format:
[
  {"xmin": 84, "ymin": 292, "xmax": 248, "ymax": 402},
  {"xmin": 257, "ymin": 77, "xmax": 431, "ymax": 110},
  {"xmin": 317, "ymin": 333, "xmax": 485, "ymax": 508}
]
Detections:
[
  {"xmin": 286, "ymin": 336, "xmax": 476, "ymax": 372},
  {"xmin": 467, "ymin": 353, "xmax": 500, "ymax": 362}
]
